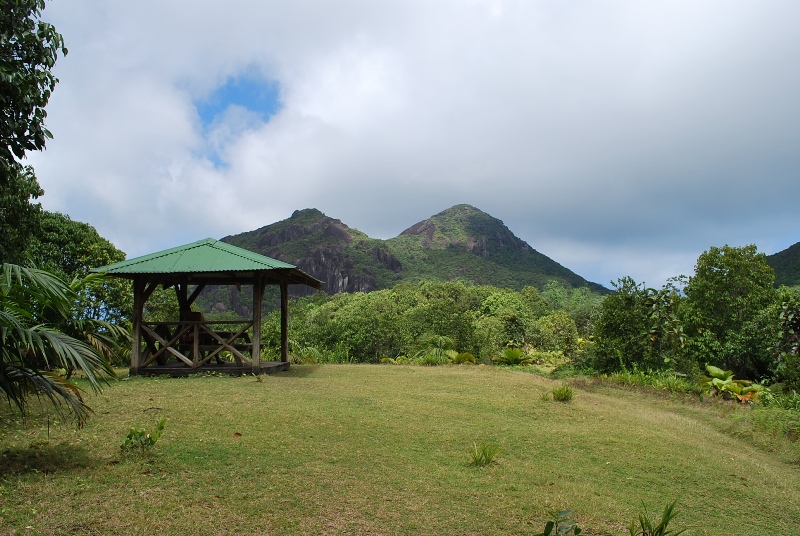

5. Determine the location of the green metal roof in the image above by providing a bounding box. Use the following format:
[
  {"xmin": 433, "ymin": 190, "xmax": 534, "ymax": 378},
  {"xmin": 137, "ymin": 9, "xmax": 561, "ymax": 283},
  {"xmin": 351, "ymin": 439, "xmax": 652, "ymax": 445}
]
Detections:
[{"xmin": 91, "ymin": 238, "xmax": 321, "ymax": 288}]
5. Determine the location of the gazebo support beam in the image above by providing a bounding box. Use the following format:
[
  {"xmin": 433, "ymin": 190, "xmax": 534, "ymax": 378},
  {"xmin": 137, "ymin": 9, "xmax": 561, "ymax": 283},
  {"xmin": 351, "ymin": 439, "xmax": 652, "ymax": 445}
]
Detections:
[
  {"xmin": 252, "ymin": 275, "xmax": 265, "ymax": 374},
  {"xmin": 131, "ymin": 277, "xmax": 146, "ymax": 374},
  {"xmin": 281, "ymin": 280, "xmax": 289, "ymax": 362}
]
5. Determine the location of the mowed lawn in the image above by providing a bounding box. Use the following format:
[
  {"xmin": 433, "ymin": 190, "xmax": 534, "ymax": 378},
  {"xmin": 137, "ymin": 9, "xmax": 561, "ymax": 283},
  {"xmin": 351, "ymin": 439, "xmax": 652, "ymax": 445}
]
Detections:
[{"xmin": 1, "ymin": 365, "xmax": 799, "ymax": 535}]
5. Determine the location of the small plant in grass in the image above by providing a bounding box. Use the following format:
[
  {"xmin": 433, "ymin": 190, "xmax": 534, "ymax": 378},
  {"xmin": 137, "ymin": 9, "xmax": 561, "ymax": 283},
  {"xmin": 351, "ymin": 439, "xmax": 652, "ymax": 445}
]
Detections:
[
  {"xmin": 552, "ymin": 383, "xmax": 574, "ymax": 402},
  {"xmin": 469, "ymin": 442, "xmax": 503, "ymax": 467},
  {"xmin": 628, "ymin": 500, "xmax": 690, "ymax": 536},
  {"xmin": 534, "ymin": 509, "xmax": 582, "ymax": 536},
  {"xmin": 121, "ymin": 418, "xmax": 167, "ymax": 452}
]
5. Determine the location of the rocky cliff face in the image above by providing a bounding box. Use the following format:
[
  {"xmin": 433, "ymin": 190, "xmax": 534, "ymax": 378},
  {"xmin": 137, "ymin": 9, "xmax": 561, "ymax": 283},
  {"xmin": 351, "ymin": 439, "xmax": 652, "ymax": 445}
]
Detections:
[
  {"xmin": 222, "ymin": 209, "xmax": 402, "ymax": 297},
  {"xmin": 216, "ymin": 204, "xmax": 606, "ymax": 305}
]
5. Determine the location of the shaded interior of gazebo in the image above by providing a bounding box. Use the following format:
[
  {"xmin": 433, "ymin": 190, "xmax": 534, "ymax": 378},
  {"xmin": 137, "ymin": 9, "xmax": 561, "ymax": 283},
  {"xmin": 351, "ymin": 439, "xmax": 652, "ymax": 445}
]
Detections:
[{"xmin": 92, "ymin": 238, "xmax": 322, "ymax": 376}]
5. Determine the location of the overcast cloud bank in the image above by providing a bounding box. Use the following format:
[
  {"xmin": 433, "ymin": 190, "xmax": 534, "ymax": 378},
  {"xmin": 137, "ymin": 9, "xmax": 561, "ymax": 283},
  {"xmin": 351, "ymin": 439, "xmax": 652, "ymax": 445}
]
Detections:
[{"xmin": 27, "ymin": 0, "xmax": 800, "ymax": 288}]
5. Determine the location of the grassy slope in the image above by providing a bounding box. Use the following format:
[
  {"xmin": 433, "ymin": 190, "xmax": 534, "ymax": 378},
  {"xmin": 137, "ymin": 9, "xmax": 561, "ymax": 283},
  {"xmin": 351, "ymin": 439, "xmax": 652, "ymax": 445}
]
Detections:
[{"xmin": 1, "ymin": 366, "xmax": 798, "ymax": 535}]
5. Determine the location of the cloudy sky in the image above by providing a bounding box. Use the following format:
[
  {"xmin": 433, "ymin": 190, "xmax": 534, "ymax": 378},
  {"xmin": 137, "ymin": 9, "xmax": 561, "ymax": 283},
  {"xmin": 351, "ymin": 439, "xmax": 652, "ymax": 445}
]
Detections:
[{"xmin": 27, "ymin": 0, "xmax": 800, "ymax": 288}]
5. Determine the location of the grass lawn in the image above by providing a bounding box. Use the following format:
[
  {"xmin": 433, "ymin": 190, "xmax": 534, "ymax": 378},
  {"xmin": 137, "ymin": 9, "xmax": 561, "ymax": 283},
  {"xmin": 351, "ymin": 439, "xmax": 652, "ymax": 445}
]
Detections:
[{"xmin": 1, "ymin": 365, "xmax": 799, "ymax": 535}]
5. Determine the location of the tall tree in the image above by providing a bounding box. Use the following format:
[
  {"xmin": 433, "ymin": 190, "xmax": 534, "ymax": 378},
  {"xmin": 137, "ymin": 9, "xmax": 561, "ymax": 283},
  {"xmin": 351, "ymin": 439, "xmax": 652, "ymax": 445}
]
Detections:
[
  {"xmin": 0, "ymin": 0, "xmax": 67, "ymax": 262},
  {"xmin": 683, "ymin": 245, "xmax": 777, "ymax": 378},
  {"xmin": 25, "ymin": 211, "xmax": 132, "ymax": 323}
]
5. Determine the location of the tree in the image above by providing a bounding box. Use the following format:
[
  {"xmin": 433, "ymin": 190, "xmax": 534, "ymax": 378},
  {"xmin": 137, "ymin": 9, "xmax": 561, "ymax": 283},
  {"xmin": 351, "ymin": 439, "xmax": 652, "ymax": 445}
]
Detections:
[
  {"xmin": 0, "ymin": 0, "xmax": 66, "ymax": 178},
  {"xmin": 775, "ymin": 287, "xmax": 800, "ymax": 390},
  {"xmin": 592, "ymin": 277, "xmax": 654, "ymax": 372},
  {"xmin": 0, "ymin": 165, "xmax": 42, "ymax": 263},
  {"xmin": 25, "ymin": 211, "xmax": 132, "ymax": 323},
  {"xmin": 0, "ymin": 0, "xmax": 67, "ymax": 262},
  {"xmin": 683, "ymin": 245, "xmax": 777, "ymax": 378},
  {"xmin": 0, "ymin": 264, "xmax": 115, "ymax": 426}
]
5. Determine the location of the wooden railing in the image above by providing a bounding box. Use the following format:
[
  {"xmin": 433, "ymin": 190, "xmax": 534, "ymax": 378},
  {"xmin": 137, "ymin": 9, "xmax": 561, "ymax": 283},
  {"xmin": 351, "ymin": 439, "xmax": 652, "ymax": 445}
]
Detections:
[{"xmin": 140, "ymin": 320, "xmax": 254, "ymax": 368}]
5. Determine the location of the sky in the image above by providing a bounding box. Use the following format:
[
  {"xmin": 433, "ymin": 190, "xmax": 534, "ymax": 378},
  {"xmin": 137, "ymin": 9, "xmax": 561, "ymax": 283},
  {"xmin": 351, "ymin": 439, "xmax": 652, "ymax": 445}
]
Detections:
[{"xmin": 26, "ymin": 0, "xmax": 800, "ymax": 289}]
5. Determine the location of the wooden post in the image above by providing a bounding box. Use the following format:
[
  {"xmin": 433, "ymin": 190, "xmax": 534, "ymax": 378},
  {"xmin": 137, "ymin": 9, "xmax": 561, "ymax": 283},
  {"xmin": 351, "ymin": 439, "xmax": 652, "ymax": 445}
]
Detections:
[
  {"xmin": 131, "ymin": 277, "xmax": 145, "ymax": 374},
  {"xmin": 280, "ymin": 280, "xmax": 289, "ymax": 363},
  {"xmin": 252, "ymin": 275, "xmax": 265, "ymax": 374}
]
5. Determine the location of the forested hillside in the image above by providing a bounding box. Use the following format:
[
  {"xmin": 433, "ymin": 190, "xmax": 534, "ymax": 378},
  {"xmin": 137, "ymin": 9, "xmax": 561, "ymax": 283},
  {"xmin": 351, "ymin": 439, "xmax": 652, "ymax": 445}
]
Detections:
[
  {"xmin": 767, "ymin": 241, "xmax": 800, "ymax": 287},
  {"xmin": 221, "ymin": 204, "xmax": 606, "ymax": 297}
]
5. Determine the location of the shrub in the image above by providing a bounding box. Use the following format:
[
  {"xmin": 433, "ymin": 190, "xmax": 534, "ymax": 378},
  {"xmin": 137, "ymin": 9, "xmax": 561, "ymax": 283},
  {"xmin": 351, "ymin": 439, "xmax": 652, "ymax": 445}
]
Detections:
[
  {"xmin": 381, "ymin": 355, "xmax": 411, "ymax": 365},
  {"xmin": 413, "ymin": 352, "xmax": 454, "ymax": 366},
  {"xmin": 452, "ymin": 352, "xmax": 477, "ymax": 364},
  {"xmin": 492, "ymin": 347, "xmax": 533, "ymax": 366},
  {"xmin": 760, "ymin": 389, "xmax": 800, "ymax": 412},
  {"xmin": 290, "ymin": 345, "xmax": 322, "ymax": 364},
  {"xmin": 529, "ymin": 350, "xmax": 568, "ymax": 367},
  {"xmin": 552, "ymin": 384, "xmax": 574, "ymax": 402},
  {"xmin": 529, "ymin": 311, "xmax": 579, "ymax": 355},
  {"xmin": 703, "ymin": 364, "xmax": 767, "ymax": 403},
  {"xmin": 412, "ymin": 334, "xmax": 457, "ymax": 365},
  {"xmin": 604, "ymin": 368, "xmax": 702, "ymax": 395}
]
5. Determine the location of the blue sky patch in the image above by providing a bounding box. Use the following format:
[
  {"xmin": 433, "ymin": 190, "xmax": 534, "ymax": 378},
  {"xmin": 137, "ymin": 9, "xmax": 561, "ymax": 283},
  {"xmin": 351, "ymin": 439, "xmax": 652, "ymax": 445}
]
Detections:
[{"xmin": 196, "ymin": 75, "xmax": 282, "ymax": 128}]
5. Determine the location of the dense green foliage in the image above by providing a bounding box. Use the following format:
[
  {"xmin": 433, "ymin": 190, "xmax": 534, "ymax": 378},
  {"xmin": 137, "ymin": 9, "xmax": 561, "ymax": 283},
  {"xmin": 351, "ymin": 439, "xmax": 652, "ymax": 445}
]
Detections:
[
  {"xmin": 592, "ymin": 244, "xmax": 800, "ymax": 389},
  {"xmin": 259, "ymin": 280, "xmax": 602, "ymax": 364},
  {"xmin": 775, "ymin": 291, "xmax": 800, "ymax": 391},
  {"xmin": 0, "ymin": 0, "xmax": 66, "ymax": 175},
  {"xmin": 683, "ymin": 245, "xmax": 777, "ymax": 378},
  {"xmin": 766, "ymin": 241, "xmax": 800, "ymax": 287},
  {"xmin": 0, "ymin": 264, "xmax": 117, "ymax": 425},
  {"xmin": 0, "ymin": 165, "xmax": 42, "ymax": 263},
  {"xmin": 25, "ymin": 210, "xmax": 132, "ymax": 323},
  {"xmin": 0, "ymin": 0, "xmax": 66, "ymax": 263}
]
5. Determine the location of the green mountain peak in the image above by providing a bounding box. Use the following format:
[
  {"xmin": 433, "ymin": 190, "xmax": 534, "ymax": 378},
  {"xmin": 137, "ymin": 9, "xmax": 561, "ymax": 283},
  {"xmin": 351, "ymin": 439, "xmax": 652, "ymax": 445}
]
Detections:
[{"xmin": 221, "ymin": 205, "xmax": 607, "ymax": 296}]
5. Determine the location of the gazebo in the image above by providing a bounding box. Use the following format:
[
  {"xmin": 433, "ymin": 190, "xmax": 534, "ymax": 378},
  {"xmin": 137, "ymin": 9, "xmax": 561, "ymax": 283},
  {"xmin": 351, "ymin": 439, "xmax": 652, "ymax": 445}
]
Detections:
[{"xmin": 92, "ymin": 238, "xmax": 322, "ymax": 376}]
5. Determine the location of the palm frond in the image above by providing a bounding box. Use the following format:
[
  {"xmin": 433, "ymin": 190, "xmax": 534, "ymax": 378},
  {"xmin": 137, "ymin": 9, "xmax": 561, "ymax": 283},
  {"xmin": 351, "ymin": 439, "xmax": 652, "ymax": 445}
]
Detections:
[{"xmin": 0, "ymin": 362, "xmax": 92, "ymax": 426}]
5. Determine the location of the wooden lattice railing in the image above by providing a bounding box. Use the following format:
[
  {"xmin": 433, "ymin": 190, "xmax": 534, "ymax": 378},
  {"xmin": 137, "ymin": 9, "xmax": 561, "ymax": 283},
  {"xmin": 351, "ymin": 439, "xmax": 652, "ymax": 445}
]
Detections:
[{"xmin": 140, "ymin": 320, "xmax": 254, "ymax": 368}]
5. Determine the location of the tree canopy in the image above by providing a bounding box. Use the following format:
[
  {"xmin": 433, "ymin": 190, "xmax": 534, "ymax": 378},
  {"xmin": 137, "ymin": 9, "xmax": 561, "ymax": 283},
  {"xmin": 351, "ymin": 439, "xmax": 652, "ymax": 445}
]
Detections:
[
  {"xmin": 0, "ymin": 0, "xmax": 66, "ymax": 263},
  {"xmin": 0, "ymin": 0, "xmax": 66, "ymax": 178},
  {"xmin": 25, "ymin": 211, "xmax": 132, "ymax": 323}
]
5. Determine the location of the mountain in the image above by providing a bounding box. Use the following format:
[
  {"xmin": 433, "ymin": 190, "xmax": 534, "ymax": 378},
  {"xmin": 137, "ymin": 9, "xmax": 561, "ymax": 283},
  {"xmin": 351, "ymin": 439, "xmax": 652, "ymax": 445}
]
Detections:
[
  {"xmin": 767, "ymin": 242, "xmax": 800, "ymax": 287},
  {"xmin": 220, "ymin": 204, "xmax": 607, "ymax": 297}
]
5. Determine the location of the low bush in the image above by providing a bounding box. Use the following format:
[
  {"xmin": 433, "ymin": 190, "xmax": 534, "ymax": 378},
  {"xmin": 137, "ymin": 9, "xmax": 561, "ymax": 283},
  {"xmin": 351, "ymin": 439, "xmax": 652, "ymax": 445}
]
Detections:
[
  {"xmin": 760, "ymin": 389, "xmax": 800, "ymax": 412},
  {"xmin": 529, "ymin": 350, "xmax": 567, "ymax": 367},
  {"xmin": 492, "ymin": 347, "xmax": 533, "ymax": 366},
  {"xmin": 552, "ymin": 384, "xmax": 574, "ymax": 402},
  {"xmin": 414, "ymin": 352, "xmax": 453, "ymax": 366},
  {"xmin": 452, "ymin": 352, "xmax": 477, "ymax": 364},
  {"xmin": 703, "ymin": 364, "xmax": 767, "ymax": 403},
  {"xmin": 603, "ymin": 368, "xmax": 701, "ymax": 395}
]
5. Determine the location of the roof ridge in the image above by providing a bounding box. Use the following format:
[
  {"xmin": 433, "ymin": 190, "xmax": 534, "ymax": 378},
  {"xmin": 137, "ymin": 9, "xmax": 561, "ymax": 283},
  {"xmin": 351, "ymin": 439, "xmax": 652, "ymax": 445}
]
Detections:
[{"xmin": 91, "ymin": 238, "xmax": 297, "ymax": 274}]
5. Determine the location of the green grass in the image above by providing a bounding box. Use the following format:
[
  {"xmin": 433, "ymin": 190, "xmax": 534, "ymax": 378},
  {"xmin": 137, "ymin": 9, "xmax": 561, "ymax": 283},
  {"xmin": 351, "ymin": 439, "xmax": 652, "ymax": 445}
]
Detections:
[{"xmin": 1, "ymin": 366, "xmax": 799, "ymax": 535}]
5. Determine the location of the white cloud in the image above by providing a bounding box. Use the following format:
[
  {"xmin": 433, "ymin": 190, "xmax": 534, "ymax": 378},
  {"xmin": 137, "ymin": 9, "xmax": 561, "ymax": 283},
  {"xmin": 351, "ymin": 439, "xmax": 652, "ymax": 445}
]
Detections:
[{"xmin": 25, "ymin": 0, "xmax": 800, "ymax": 286}]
